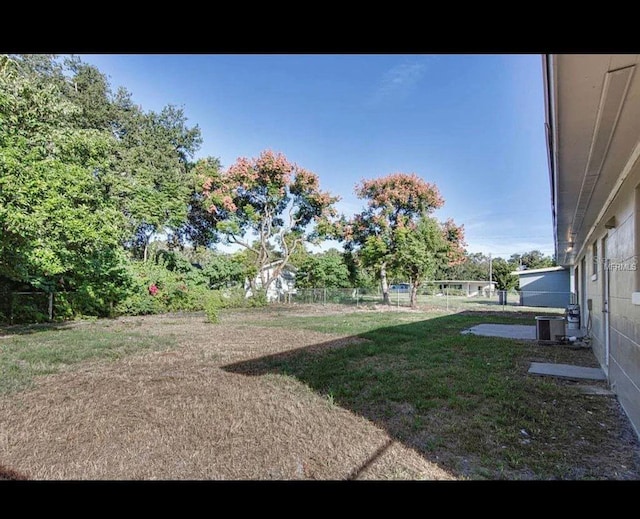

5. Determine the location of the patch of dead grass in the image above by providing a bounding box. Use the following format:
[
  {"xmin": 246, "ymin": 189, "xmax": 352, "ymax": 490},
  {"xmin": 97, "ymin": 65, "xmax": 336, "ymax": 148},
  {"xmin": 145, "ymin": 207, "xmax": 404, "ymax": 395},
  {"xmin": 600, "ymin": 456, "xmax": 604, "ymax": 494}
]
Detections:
[{"xmin": 0, "ymin": 311, "xmax": 453, "ymax": 480}]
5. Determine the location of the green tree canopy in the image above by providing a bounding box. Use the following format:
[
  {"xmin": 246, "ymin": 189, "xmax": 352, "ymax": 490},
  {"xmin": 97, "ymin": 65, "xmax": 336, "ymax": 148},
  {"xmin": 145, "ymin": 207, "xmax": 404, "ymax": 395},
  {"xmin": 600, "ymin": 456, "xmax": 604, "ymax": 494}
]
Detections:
[
  {"xmin": 393, "ymin": 216, "xmax": 466, "ymax": 307},
  {"xmin": 201, "ymin": 252, "xmax": 248, "ymax": 290},
  {"xmin": 436, "ymin": 251, "xmax": 491, "ymax": 281},
  {"xmin": 0, "ymin": 55, "xmax": 130, "ymax": 312},
  {"xmin": 295, "ymin": 249, "xmax": 351, "ymax": 289},
  {"xmin": 492, "ymin": 257, "xmax": 518, "ymax": 291},
  {"xmin": 110, "ymin": 95, "xmax": 203, "ymax": 260},
  {"xmin": 510, "ymin": 250, "xmax": 555, "ymax": 271},
  {"xmin": 342, "ymin": 172, "xmax": 447, "ymax": 304}
]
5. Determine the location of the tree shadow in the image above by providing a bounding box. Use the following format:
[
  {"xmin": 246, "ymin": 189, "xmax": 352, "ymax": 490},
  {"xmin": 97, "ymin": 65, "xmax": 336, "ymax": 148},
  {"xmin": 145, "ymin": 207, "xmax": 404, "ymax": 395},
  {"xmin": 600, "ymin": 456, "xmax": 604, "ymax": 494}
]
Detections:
[
  {"xmin": 0, "ymin": 320, "xmax": 86, "ymax": 337},
  {"xmin": 221, "ymin": 310, "xmax": 554, "ymax": 480}
]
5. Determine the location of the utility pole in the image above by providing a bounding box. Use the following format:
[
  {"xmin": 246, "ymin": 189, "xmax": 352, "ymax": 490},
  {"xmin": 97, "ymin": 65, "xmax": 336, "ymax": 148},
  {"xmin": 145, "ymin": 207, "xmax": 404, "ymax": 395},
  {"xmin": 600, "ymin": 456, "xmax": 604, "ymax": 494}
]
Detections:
[{"xmin": 488, "ymin": 253, "xmax": 492, "ymax": 297}]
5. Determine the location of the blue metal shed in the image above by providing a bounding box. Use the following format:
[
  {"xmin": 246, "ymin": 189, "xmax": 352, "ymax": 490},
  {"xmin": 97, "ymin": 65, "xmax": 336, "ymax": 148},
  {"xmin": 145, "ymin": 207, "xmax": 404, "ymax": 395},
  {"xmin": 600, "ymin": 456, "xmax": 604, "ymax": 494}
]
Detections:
[{"xmin": 512, "ymin": 266, "xmax": 571, "ymax": 308}]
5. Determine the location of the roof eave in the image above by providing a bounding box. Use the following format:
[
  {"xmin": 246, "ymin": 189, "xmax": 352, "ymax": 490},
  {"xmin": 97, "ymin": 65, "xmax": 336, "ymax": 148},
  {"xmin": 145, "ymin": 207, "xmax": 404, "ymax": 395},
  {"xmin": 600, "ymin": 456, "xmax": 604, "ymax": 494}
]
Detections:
[{"xmin": 542, "ymin": 54, "xmax": 561, "ymax": 265}]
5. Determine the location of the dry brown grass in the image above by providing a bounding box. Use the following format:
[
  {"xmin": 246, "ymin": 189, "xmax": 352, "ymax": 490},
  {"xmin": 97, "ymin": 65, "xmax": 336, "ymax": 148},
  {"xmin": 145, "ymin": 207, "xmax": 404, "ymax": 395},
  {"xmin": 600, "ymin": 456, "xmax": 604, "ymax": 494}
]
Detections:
[
  {"xmin": 2, "ymin": 305, "xmax": 639, "ymax": 481},
  {"xmin": 0, "ymin": 310, "xmax": 454, "ymax": 480}
]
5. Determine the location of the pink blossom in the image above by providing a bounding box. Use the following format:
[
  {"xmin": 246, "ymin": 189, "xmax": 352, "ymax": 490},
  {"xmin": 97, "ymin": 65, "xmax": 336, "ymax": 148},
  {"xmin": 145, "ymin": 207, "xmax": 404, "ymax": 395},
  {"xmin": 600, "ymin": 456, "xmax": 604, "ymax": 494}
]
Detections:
[{"xmin": 222, "ymin": 195, "xmax": 237, "ymax": 212}]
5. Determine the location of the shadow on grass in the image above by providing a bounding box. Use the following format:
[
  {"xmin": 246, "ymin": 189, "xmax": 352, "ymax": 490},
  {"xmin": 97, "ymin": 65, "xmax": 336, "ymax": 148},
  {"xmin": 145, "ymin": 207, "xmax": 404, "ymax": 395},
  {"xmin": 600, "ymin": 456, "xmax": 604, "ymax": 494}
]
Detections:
[
  {"xmin": 0, "ymin": 320, "xmax": 84, "ymax": 337},
  {"xmin": 222, "ymin": 310, "xmax": 564, "ymax": 480}
]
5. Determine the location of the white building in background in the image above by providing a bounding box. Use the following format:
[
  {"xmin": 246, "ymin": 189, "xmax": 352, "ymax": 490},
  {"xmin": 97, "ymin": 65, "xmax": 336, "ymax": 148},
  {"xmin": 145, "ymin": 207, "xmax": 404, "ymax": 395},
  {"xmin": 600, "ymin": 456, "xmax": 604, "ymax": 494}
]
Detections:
[
  {"xmin": 245, "ymin": 261, "xmax": 297, "ymax": 302},
  {"xmin": 432, "ymin": 280, "xmax": 497, "ymax": 297}
]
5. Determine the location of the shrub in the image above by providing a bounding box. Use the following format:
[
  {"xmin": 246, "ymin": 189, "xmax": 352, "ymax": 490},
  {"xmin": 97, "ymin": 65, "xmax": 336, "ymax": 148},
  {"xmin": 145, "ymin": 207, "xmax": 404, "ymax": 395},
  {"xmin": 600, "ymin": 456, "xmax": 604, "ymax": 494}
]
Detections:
[
  {"xmin": 111, "ymin": 257, "xmax": 266, "ymax": 318},
  {"xmin": 203, "ymin": 291, "xmax": 222, "ymax": 323},
  {"xmin": 247, "ymin": 291, "xmax": 268, "ymax": 307},
  {"xmin": 115, "ymin": 291, "xmax": 164, "ymax": 316},
  {"xmin": 116, "ymin": 260, "xmax": 212, "ymax": 316},
  {"xmin": 204, "ymin": 303, "xmax": 219, "ymax": 323},
  {"xmin": 211, "ymin": 287, "xmax": 245, "ymax": 309},
  {"xmin": 8, "ymin": 295, "xmax": 49, "ymax": 323}
]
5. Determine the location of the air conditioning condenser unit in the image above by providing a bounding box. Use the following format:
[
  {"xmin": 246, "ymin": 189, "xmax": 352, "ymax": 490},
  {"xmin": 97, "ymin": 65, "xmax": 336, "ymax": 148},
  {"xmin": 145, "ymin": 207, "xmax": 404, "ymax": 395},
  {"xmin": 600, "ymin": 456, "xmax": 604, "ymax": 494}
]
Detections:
[{"xmin": 535, "ymin": 316, "xmax": 565, "ymax": 342}]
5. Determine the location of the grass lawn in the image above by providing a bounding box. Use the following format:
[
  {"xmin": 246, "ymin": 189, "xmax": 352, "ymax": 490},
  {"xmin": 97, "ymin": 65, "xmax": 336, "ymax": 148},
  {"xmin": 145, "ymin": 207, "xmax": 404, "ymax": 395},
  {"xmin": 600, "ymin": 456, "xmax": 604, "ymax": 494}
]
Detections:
[{"xmin": 0, "ymin": 305, "xmax": 638, "ymax": 480}]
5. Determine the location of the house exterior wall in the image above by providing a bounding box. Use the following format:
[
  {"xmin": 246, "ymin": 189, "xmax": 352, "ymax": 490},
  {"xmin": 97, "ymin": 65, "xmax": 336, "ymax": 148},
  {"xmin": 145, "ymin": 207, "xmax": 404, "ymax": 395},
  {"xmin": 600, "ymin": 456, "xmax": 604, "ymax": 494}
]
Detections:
[
  {"xmin": 518, "ymin": 270, "xmax": 571, "ymax": 308},
  {"xmin": 247, "ymin": 265, "xmax": 296, "ymax": 302},
  {"xmin": 574, "ymin": 163, "xmax": 640, "ymax": 439},
  {"xmin": 435, "ymin": 281, "xmax": 495, "ymax": 296}
]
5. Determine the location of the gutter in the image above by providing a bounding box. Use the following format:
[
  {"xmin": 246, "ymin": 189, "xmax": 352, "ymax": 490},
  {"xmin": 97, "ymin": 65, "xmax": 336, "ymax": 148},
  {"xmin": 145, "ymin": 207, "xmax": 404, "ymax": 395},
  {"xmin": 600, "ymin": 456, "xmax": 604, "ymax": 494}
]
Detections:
[{"xmin": 542, "ymin": 54, "xmax": 560, "ymax": 264}]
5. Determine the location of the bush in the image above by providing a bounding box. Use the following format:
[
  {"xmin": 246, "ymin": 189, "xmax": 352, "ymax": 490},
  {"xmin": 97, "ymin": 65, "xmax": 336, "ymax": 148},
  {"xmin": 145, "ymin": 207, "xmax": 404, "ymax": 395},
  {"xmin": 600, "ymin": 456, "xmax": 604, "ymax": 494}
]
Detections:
[
  {"xmin": 115, "ymin": 291, "xmax": 164, "ymax": 316},
  {"xmin": 115, "ymin": 260, "xmax": 213, "ymax": 316},
  {"xmin": 110, "ymin": 258, "xmax": 266, "ymax": 318},
  {"xmin": 203, "ymin": 294, "xmax": 220, "ymax": 324},
  {"xmin": 247, "ymin": 291, "xmax": 268, "ymax": 308},
  {"xmin": 8, "ymin": 294, "xmax": 49, "ymax": 324},
  {"xmin": 212, "ymin": 287, "xmax": 246, "ymax": 309}
]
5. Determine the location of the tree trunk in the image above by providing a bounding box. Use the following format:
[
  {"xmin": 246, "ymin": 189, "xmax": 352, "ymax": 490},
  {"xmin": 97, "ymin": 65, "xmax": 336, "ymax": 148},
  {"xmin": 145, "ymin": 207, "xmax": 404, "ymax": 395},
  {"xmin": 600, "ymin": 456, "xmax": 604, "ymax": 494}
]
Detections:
[
  {"xmin": 380, "ymin": 262, "xmax": 390, "ymax": 305},
  {"xmin": 142, "ymin": 231, "xmax": 153, "ymax": 263},
  {"xmin": 410, "ymin": 282, "xmax": 419, "ymax": 308},
  {"xmin": 246, "ymin": 277, "xmax": 257, "ymax": 298}
]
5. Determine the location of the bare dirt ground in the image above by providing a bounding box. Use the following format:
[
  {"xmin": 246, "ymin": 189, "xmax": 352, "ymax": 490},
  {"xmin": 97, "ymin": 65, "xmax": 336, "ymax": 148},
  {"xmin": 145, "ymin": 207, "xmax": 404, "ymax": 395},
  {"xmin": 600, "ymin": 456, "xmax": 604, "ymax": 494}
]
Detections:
[{"xmin": 0, "ymin": 304, "xmax": 638, "ymax": 480}]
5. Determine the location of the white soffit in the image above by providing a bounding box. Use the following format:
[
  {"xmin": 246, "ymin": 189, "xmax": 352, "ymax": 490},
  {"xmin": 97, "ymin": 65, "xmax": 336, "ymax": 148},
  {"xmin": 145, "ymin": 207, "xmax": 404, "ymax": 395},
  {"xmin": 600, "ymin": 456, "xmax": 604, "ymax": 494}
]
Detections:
[
  {"xmin": 570, "ymin": 65, "xmax": 635, "ymax": 241},
  {"xmin": 552, "ymin": 54, "xmax": 640, "ymax": 266}
]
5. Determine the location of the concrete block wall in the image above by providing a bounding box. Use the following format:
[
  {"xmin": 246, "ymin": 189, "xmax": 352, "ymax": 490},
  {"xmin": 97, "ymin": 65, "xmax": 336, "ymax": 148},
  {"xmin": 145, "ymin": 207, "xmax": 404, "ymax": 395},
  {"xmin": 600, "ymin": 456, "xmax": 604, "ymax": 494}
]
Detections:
[{"xmin": 577, "ymin": 168, "xmax": 640, "ymax": 439}]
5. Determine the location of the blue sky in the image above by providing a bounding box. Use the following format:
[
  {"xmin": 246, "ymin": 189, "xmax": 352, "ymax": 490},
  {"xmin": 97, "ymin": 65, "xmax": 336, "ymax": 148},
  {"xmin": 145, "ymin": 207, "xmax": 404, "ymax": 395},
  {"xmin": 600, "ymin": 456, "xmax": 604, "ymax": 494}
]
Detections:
[{"xmin": 78, "ymin": 54, "xmax": 554, "ymax": 259}]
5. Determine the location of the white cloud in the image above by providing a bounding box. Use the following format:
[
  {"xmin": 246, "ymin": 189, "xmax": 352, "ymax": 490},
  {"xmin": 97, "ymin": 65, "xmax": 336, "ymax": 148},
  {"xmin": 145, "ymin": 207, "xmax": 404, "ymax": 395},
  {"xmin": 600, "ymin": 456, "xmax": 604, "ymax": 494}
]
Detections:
[{"xmin": 368, "ymin": 59, "xmax": 430, "ymax": 105}]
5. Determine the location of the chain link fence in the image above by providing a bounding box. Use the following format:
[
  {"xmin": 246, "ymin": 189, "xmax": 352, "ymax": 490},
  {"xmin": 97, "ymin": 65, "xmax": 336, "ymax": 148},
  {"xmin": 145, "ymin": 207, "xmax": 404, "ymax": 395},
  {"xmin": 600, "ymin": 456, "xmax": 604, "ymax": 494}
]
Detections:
[
  {"xmin": 278, "ymin": 287, "xmax": 574, "ymax": 313},
  {"xmin": 2, "ymin": 285, "xmax": 576, "ymax": 324}
]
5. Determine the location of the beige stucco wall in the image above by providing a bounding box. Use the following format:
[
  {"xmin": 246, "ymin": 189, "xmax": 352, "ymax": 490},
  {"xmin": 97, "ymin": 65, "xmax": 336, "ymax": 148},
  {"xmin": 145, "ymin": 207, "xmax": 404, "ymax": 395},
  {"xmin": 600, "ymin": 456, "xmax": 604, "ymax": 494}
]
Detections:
[{"xmin": 576, "ymin": 163, "xmax": 640, "ymax": 439}]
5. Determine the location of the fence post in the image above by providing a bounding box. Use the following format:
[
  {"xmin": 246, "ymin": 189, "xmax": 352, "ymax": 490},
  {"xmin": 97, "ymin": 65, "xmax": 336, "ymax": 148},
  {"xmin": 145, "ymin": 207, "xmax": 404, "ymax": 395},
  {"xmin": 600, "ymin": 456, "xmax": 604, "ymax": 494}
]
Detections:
[
  {"xmin": 9, "ymin": 291, "xmax": 13, "ymax": 325},
  {"xmin": 48, "ymin": 292, "xmax": 53, "ymax": 321},
  {"xmin": 323, "ymin": 287, "xmax": 326, "ymax": 306}
]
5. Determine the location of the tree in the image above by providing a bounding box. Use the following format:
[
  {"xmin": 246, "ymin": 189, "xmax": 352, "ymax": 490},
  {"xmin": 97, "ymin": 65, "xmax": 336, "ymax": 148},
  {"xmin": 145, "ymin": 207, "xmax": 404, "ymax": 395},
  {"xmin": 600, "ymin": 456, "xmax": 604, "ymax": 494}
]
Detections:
[
  {"xmin": 175, "ymin": 157, "xmax": 225, "ymax": 249},
  {"xmin": 343, "ymin": 173, "xmax": 445, "ymax": 304},
  {"xmin": 491, "ymin": 258, "xmax": 518, "ymax": 291},
  {"xmin": 342, "ymin": 250, "xmax": 377, "ymax": 290},
  {"xmin": 11, "ymin": 54, "xmax": 205, "ymax": 262},
  {"xmin": 63, "ymin": 56, "xmax": 115, "ymax": 131},
  {"xmin": 200, "ymin": 149, "xmax": 340, "ymax": 297},
  {"xmin": 111, "ymin": 98, "xmax": 203, "ymax": 261},
  {"xmin": 393, "ymin": 216, "xmax": 466, "ymax": 307},
  {"xmin": 437, "ymin": 251, "xmax": 491, "ymax": 281},
  {"xmin": 295, "ymin": 249, "xmax": 351, "ymax": 289},
  {"xmin": 464, "ymin": 252, "xmax": 492, "ymax": 280},
  {"xmin": 0, "ymin": 55, "xmax": 130, "ymax": 314},
  {"xmin": 283, "ymin": 242, "xmax": 312, "ymax": 270},
  {"xmin": 510, "ymin": 250, "xmax": 555, "ymax": 271},
  {"xmin": 201, "ymin": 252, "xmax": 247, "ymax": 289}
]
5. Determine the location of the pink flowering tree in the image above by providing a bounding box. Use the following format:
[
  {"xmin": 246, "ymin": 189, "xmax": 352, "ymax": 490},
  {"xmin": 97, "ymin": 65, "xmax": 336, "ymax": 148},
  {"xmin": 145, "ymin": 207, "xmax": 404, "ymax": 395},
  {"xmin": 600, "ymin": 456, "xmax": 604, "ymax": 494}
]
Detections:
[
  {"xmin": 342, "ymin": 173, "xmax": 449, "ymax": 305},
  {"xmin": 201, "ymin": 150, "xmax": 340, "ymax": 296},
  {"xmin": 393, "ymin": 215, "xmax": 466, "ymax": 307}
]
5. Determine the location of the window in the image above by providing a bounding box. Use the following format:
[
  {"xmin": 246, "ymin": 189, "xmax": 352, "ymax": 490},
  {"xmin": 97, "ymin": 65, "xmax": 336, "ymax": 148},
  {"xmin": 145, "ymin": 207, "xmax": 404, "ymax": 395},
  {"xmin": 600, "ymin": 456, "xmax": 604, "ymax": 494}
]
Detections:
[{"xmin": 592, "ymin": 242, "xmax": 598, "ymax": 280}]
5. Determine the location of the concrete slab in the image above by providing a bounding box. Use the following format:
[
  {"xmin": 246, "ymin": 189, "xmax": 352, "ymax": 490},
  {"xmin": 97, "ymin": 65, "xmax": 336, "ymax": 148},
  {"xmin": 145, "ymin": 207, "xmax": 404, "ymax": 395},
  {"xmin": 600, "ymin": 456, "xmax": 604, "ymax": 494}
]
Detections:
[
  {"xmin": 461, "ymin": 324, "xmax": 537, "ymax": 340},
  {"xmin": 528, "ymin": 362, "xmax": 607, "ymax": 381},
  {"xmin": 575, "ymin": 384, "xmax": 615, "ymax": 396}
]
